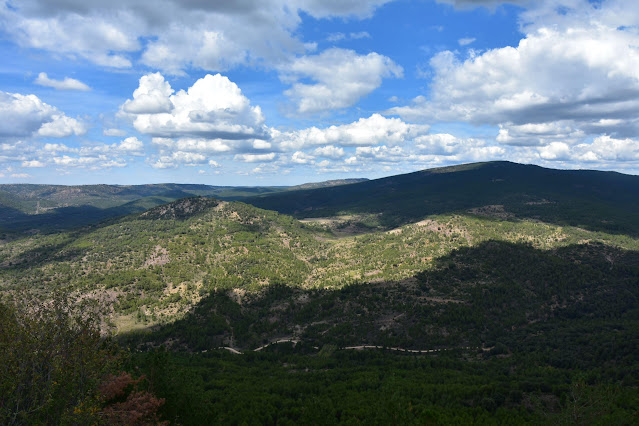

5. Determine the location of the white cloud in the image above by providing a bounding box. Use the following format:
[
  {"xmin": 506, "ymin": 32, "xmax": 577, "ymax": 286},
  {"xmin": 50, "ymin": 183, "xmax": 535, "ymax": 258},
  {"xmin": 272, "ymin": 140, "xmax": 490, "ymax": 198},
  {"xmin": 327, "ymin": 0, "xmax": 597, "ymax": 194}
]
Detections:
[
  {"xmin": 117, "ymin": 136, "xmax": 144, "ymax": 153},
  {"xmin": 150, "ymin": 159, "xmax": 177, "ymax": 169},
  {"xmin": 355, "ymin": 145, "xmax": 405, "ymax": 162},
  {"xmin": 574, "ymin": 135, "xmax": 639, "ymax": 162},
  {"xmin": 152, "ymin": 137, "xmax": 232, "ymax": 154},
  {"xmin": 35, "ymin": 73, "xmax": 90, "ymax": 91},
  {"xmin": 1, "ymin": 1, "xmax": 394, "ymax": 74},
  {"xmin": 313, "ymin": 145, "xmax": 345, "ymax": 159},
  {"xmin": 496, "ymin": 122, "xmax": 585, "ymax": 146},
  {"xmin": 121, "ymin": 73, "xmax": 174, "ymax": 114},
  {"xmin": 0, "ymin": 91, "xmax": 86, "ymax": 138},
  {"xmin": 156, "ymin": 151, "xmax": 207, "ymax": 167},
  {"xmin": 291, "ymin": 151, "xmax": 315, "ymax": 164},
  {"xmin": 53, "ymin": 155, "xmax": 99, "ymax": 167},
  {"xmin": 234, "ymin": 153, "xmax": 276, "ymax": 163},
  {"xmin": 37, "ymin": 114, "xmax": 87, "ymax": 138},
  {"xmin": 539, "ymin": 141, "xmax": 571, "ymax": 160},
  {"xmin": 43, "ymin": 143, "xmax": 75, "ymax": 153},
  {"xmin": 326, "ymin": 33, "xmax": 346, "ymax": 42},
  {"xmin": 414, "ymin": 134, "xmax": 506, "ymax": 159},
  {"xmin": 282, "ymin": 48, "xmax": 403, "ymax": 114},
  {"xmin": 21, "ymin": 160, "xmax": 45, "ymax": 167},
  {"xmin": 274, "ymin": 114, "xmax": 429, "ymax": 151},
  {"xmin": 458, "ymin": 37, "xmax": 476, "ymax": 46},
  {"xmin": 350, "ymin": 31, "xmax": 371, "ymax": 39},
  {"xmin": 122, "ymin": 73, "xmax": 266, "ymax": 141},
  {"xmin": 103, "ymin": 128, "xmax": 126, "ymax": 137},
  {"xmin": 389, "ymin": 1, "xmax": 639, "ymax": 146},
  {"xmin": 13, "ymin": 138, "xmax": 146, "ymax": 172}
]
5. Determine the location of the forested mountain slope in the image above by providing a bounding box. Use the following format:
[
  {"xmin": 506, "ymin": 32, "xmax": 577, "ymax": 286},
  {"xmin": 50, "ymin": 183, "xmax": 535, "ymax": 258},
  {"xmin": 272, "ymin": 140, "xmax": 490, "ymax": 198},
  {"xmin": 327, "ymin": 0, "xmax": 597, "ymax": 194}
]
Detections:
[
  {"xmin": 2, "ymin": 192, "xmax": 638, "ymax": 342},
  {"xmin": 0, "ymin": 178, "xmax": 365, "ymax": 233},
  {"xmin": 248, "ymin": 161, "xmax": 639, "ymax": 235}
]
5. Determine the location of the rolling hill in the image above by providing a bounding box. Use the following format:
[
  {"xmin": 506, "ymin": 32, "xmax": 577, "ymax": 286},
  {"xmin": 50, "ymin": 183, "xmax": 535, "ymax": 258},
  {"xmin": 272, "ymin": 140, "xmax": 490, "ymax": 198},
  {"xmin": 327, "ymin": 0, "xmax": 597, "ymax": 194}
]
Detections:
[{"xmin": 0, "ymin": 178, "xmax": 366, "ymax": 234}]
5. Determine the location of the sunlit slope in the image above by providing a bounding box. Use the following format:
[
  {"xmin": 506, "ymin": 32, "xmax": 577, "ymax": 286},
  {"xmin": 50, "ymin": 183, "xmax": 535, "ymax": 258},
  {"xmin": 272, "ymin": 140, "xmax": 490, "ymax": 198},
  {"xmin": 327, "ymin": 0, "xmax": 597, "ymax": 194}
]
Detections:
[
  {"xmin": 0, "ymin": 183, "xmax": 285, "ymax": 232},
  {"xmin": 0, "ymin": 179, "xmax": 367, "ymax": 233},
  {"xmin": 2, "ymin": 194, "xmax": 639, "ymax": 335}
]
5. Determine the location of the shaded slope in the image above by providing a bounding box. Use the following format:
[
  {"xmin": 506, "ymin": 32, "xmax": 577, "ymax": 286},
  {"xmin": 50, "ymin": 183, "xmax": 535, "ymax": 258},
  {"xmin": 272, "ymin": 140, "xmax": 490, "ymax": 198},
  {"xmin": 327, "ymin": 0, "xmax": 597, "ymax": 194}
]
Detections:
[
  {"xmin": 247, "ymin": 161, "xmax": 639, "ymax": 235},
  {"xmin": 133, "ymin": 239, "xmax": 639, "ymax": 365}
]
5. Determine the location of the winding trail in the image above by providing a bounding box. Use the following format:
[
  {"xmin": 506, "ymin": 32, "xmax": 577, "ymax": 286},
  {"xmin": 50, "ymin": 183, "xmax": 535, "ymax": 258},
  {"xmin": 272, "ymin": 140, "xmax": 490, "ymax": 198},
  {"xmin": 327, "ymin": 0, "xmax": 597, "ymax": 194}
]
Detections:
[
  {"xmin": 254, "ymin": 338, "xmax": 301, "ymax": 352},
  {"xmin": 213, "ymin": 340, "xmax": 475, "ymax": 355}
]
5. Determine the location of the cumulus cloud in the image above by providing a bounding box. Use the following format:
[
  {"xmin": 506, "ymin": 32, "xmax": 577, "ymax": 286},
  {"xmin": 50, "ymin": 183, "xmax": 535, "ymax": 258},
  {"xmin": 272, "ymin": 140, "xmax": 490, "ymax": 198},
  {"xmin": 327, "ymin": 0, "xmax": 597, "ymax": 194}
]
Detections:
[
  {"xmin": 0, "ymin": 91, "xmax": 86, "ymax": 138},
  {"xmin": 37, "ymin": 115, "xmax": 87, "ymax": 138},
  {"xmin": 274, "ymin": 114, "xmax": 430, "ymax": 151},
  {"xmin": 291, "ymin": 151, "xmax": 315, "ymax": 164},
  {"xmin": 150, "ymin": 151, "xmax": 208, "ymax": 168},
  {"xmin": 234, "ymin": 153, "xmax": 276, "ymax": 163},
  {"xmin": 414, "ymin": 134, "xmax": 505, "ymax": 159},
  {"xmin": 496, "ymin": 122, "xmax": 585, "ymax": 146},
  {"xmin": 355, "ymin": 145, "xmax": 405, "ymax": 162},
  {"xmin": 389, "ymin": 0, "xmax": 639, "ymax": 147},
  {"xmin": 573, "ymin": 136, "xmax": 639, "ymax": 162},
  {"xmin": 1, "ymin": 0, "xmax": 395, "ymax": 74},
  {"xmin": 121, "ymin": 73, "xmax": 174, "ymax": 114},
  {"xmin": 151, "ymin": 137, "xmax": 232, "ymax": 154},
  {"xmin": 313, "ymin": 145, "xmax": 345, "ymax": 159},
  {"xmin": 117, "ymin": 137, "xmax": 144, "ymax": 153},
  {"xmin": 122, "ymin": 73, "xmax": 266, "ymax": 141},
  {"xmin": 282, "ymin": 48, "xmax": 403, "ymax": 114},
  {"xmin": 35, "ymin": 73, "xmax": 90, "ymax": 91}
]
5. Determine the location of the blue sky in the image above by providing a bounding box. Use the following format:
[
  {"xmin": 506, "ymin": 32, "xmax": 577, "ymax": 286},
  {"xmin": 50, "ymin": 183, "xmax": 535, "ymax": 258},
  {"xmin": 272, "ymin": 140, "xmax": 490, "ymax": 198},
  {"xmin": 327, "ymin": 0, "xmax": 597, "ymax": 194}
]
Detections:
[{"xmin": 1, "ymin": 0, "xmax": 638, "ymax": 185}]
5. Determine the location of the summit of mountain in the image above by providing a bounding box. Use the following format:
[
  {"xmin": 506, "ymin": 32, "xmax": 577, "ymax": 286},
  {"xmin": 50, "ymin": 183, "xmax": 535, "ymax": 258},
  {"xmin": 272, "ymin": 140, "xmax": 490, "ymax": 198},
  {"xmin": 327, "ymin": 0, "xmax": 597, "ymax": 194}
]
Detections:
[{"xmin": 247, "ymin": 161, "xmax": 639, "ymax": 235}]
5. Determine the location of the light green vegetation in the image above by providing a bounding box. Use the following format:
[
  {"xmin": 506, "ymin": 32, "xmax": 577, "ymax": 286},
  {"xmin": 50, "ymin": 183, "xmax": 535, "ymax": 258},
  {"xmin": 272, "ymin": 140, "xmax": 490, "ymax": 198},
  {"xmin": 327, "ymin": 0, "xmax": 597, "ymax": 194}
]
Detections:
[{"xmin": 1, "ymin": 194, "xmax": 638, "ymax": 334}]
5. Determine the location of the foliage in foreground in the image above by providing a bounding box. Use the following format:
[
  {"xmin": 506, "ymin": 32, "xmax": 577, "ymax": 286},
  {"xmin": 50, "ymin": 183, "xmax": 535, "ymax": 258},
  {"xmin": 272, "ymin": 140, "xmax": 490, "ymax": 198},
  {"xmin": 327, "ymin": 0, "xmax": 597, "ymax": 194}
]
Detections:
[{"xmin": 0, "ymin": 295, "xmax": 164, "ymax": 425}]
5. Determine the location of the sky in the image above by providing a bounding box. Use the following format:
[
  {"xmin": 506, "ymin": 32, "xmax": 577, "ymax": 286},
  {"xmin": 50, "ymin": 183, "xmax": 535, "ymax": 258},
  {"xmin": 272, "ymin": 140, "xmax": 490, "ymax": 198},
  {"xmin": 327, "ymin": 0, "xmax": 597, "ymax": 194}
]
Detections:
[{"xmin": 0, "ymin": 0, "xmax": 638, "ymax": 185}]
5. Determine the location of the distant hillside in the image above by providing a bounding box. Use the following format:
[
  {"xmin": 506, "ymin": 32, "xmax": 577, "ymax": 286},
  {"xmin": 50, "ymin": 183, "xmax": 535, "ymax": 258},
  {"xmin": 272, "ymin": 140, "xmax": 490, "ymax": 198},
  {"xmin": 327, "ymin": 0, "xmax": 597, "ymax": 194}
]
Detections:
[
  {"xmin": 0, "ymin": 178, "xmax": 365, "ymax": 233},
  {"xmin": 290, "ymin": 178, "xmax": 368, "ymax": 191},
  {"xmin": 247, "ymin": 161, "xmax": 639, "ymax": 235}
]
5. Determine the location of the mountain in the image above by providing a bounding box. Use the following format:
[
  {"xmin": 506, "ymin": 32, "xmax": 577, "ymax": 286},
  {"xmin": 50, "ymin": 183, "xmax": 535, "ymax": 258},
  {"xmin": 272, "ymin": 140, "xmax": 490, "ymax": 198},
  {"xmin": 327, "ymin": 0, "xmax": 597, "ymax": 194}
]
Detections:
[
  {"xmin": 248, "ymin": 161, "xmax": 639, "ymax": 235},
  {"xmin": 0, "ymin": 178, "xmax": 365, "ymax": 234},
  {"xmin": 289, "ymin": 178, "xmax": 368, "ymax": 190},
  {"xmin": 2, "ymin": 161, "xmax": 638, "ymax": 424}
]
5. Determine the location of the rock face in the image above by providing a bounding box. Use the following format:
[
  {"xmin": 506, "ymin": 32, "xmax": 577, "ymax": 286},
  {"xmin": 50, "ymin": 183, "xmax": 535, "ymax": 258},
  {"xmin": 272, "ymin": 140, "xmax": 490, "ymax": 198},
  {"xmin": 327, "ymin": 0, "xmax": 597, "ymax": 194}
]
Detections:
[{"xmin": 139, "ymin": 197, "xmax": 219, "ymax": 220}]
